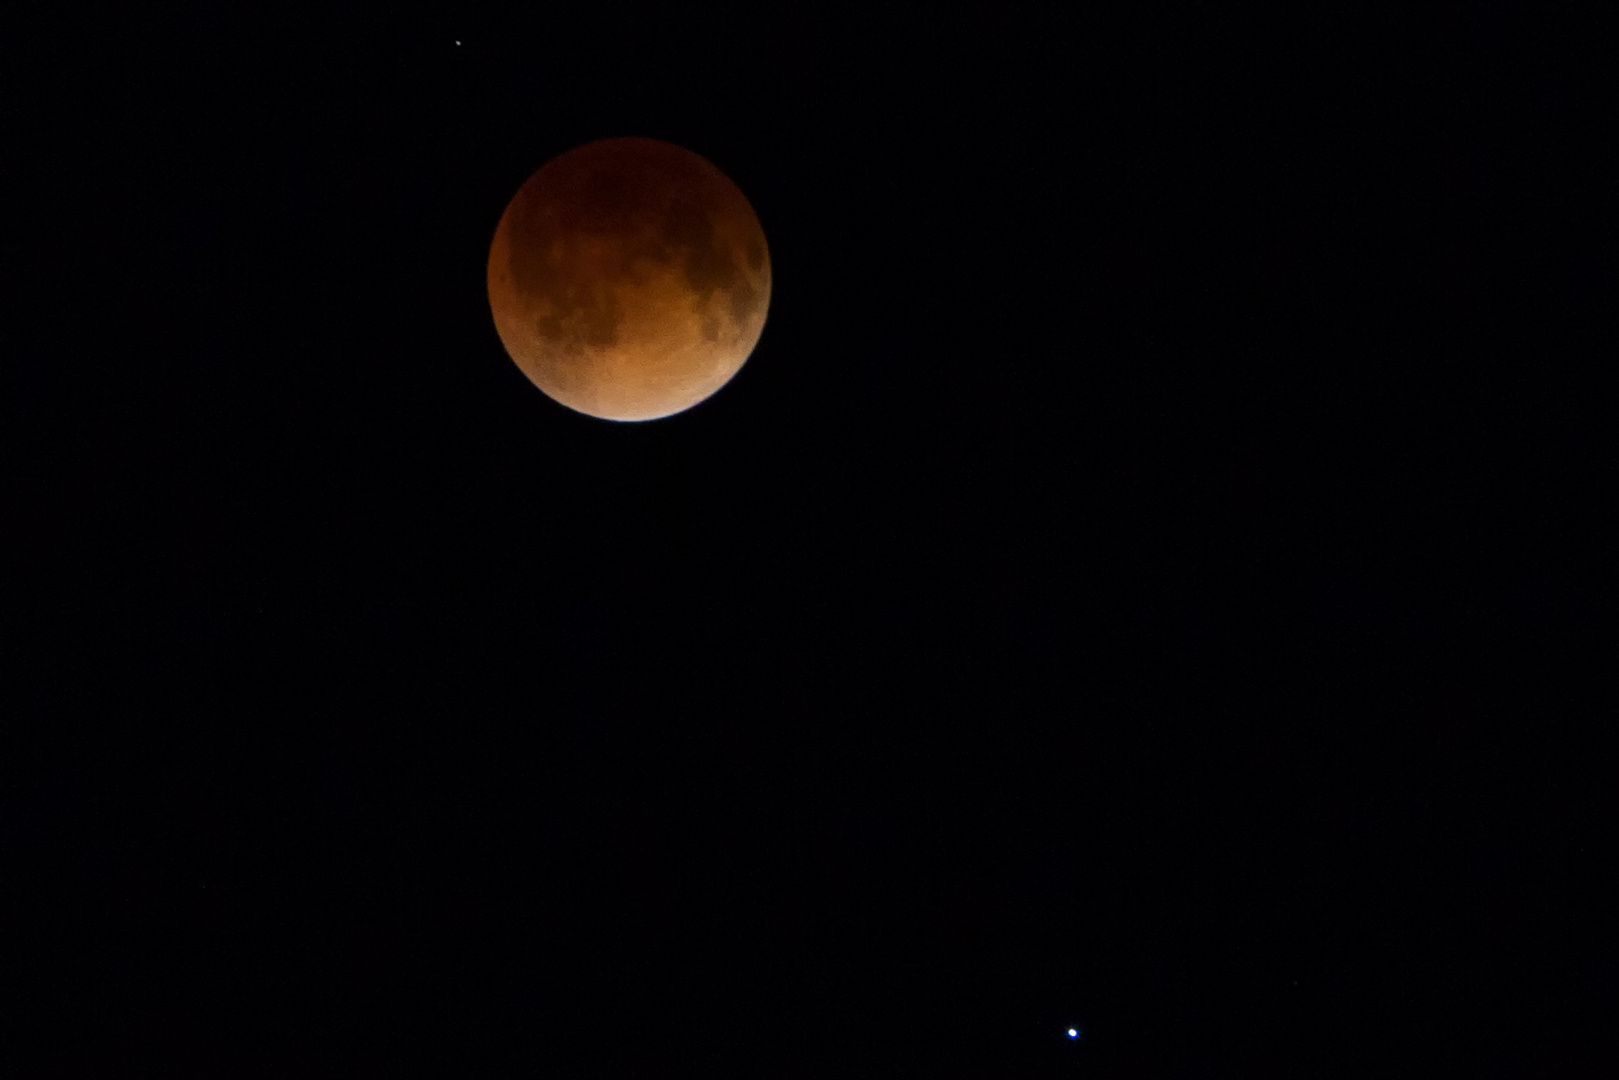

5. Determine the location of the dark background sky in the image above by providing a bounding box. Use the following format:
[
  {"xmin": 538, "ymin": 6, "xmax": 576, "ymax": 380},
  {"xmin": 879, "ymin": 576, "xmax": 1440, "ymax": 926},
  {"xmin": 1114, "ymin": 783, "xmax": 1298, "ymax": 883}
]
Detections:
[{"xmin": 2, "ymin": 3, "xmax": 1610, "ymax": 1076}]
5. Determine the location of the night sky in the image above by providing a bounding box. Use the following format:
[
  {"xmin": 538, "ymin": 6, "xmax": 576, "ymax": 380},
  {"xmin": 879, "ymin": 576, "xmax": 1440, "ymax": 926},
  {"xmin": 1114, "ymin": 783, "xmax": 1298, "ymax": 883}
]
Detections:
[{"xmin": 3, "ymin": 4, "xmax": 1610, "ymax": 1076}]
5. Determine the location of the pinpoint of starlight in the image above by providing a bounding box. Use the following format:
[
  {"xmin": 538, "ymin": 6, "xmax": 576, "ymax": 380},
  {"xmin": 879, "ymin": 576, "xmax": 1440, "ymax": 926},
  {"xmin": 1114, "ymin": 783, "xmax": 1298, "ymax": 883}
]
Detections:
[{"xmin": 1067, "ymin": 1028, "xmax": 1081, "ymax": 1040}]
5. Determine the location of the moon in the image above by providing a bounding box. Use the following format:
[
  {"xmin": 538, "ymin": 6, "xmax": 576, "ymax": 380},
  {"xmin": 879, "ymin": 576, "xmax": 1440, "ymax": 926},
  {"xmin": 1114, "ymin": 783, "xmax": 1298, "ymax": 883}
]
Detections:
[{"xmin": 486, "ymin": 137, "xmax": 772, "ymax": 421}]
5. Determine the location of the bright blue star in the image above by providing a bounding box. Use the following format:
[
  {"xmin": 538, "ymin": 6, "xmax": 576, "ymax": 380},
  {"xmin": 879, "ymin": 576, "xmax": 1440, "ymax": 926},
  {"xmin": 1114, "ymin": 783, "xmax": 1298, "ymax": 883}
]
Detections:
[{"xmin": 1067, "ymin": 1027, "xmax": 1081, "ymax": 1040}]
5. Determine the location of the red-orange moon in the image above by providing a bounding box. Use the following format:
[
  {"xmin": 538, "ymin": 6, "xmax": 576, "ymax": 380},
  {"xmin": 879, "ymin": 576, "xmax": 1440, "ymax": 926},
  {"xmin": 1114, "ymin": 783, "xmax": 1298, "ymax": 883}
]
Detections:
[{"xmin": 487, "ymin": 137, "xmax": 771, "ymax": 421}]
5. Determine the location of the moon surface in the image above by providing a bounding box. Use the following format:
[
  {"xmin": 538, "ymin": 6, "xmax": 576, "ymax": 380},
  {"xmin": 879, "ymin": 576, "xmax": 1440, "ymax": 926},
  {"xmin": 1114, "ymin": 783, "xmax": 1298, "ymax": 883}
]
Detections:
[{"xmin": 487, "ymin": 137, "xmax": 771, "ymax": 421}]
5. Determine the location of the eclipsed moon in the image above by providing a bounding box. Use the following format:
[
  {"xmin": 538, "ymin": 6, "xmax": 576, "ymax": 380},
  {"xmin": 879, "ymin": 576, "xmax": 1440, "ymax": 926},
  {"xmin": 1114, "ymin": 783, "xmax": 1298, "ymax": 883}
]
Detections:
[{"xmin": 486, "ymin": 137, "xmax": 771, "ymax": 421}]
